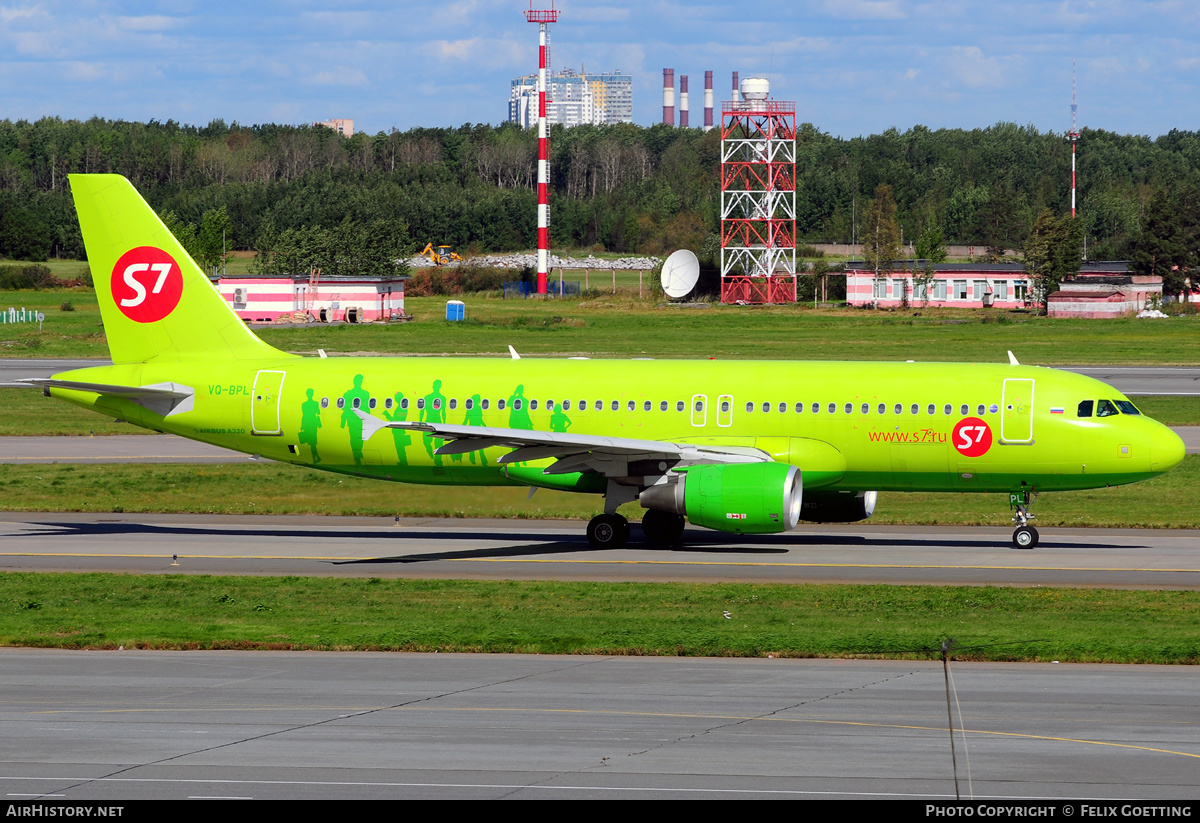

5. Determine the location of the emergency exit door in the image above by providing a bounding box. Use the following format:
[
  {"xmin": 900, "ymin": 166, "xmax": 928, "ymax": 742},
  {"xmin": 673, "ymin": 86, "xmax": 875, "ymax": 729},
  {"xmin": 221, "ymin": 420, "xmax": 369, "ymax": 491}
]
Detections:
[{"xmin": 1000, "ymin": 378, "xmax": 1035, "ymax": 444}]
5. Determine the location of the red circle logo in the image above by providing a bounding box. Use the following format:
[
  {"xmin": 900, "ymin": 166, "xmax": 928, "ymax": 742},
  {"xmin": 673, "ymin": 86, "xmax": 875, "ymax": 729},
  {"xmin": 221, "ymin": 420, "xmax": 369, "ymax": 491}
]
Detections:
[
  {"xmin": 952, "ymin": 417, "xmax": 993, "ymax": 457},
  {"xmin": 110, "ymin": 247, "xmax": 183, "ymax": 323}
]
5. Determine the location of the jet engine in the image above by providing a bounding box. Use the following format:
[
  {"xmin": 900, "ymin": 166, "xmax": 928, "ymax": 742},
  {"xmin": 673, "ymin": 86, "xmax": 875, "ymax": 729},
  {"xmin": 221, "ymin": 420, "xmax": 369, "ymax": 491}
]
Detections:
[
  {"xmin": 639, "ymin": 462, "xmax": 802, "ymax": 534},
  {"xmin": 798, "ymin": 490, "xmax": 877, "ymax": 523}
]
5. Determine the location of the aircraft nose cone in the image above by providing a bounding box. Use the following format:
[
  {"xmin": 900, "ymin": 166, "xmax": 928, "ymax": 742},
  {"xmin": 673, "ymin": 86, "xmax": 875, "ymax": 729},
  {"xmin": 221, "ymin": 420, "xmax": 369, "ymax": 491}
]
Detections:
[{"xmin": 1151, "ymin": 425, "xmax": 1186, "ymax": 472}]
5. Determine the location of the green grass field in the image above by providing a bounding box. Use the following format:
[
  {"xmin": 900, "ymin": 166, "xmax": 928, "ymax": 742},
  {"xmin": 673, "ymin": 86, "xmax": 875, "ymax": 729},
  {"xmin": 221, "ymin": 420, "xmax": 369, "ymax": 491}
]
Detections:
[
  {"xmin": 3, "ymin": 285, "xmax": 1200, "ymax": 364},
  {"xmin": 0, "ymin": 455, "xmax": 1195, "ymax": 528},
  {"xmin": 2, "ymin": 573, "xmax": 1195, "ymax": 662}
]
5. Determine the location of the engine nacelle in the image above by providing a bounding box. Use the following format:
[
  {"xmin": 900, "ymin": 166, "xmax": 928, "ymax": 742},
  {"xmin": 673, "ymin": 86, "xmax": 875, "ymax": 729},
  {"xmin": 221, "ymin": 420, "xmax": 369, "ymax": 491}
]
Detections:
[
  {"xmin": 799, "ymin": 490, "xmax": 877, "ymax": 523},
  {"xmin": 640, "ymin": 462, "xmax": 802, "ymax": 534}
]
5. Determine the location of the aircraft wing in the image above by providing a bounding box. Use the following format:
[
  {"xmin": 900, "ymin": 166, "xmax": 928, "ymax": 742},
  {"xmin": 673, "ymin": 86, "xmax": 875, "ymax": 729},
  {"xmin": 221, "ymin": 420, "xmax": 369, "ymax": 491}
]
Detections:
[
  {"xmin": 356, "ymin": 411, "xmax": 769, "ymax": 477},
  {"xmin": 15, "ymin": 378, "xmax": 195, "ymax": 418}
]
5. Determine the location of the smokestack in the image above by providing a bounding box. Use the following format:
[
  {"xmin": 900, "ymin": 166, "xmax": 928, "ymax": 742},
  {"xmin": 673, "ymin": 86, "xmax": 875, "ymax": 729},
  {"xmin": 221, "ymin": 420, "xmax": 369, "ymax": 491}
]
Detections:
[
  {"xmin": 662, "ymin": 68, "xmax": 675, "ymax": 126},
  {"xmin": 679, "ymin": 75, "xmax": 689, "ymax": 128},
  {"xmin": 732, "ymin": 71, "xmax": 740, "ymax": 104},
  {"xmin": 704, "ymin": 70, "xmax": 714, "ymax": 131}
]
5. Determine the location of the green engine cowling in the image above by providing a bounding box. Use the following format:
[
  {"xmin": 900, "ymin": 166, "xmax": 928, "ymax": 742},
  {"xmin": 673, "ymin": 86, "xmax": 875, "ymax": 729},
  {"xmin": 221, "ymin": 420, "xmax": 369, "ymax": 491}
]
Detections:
[{"xmin": 641, "ymin": 462, "xmax": 803, "ymax": 534}]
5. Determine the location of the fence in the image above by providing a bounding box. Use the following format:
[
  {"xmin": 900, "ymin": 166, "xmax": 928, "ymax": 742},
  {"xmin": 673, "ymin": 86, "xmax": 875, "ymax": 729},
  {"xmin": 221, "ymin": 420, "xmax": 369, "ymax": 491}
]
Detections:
[
  {"xmin": 1, "ymin": 308, "xmax": 45, "ymax": 330},
  {"xmin": 503, "ymin": 281, "xmax": 581, "ymax": 299}
]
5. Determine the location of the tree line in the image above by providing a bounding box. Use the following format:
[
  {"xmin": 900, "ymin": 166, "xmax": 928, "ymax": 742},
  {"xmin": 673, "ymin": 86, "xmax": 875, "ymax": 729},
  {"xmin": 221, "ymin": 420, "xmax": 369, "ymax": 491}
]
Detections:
[{"xmin": 1, "ymin": 116, "xmax": 1199, "ymax": 294}]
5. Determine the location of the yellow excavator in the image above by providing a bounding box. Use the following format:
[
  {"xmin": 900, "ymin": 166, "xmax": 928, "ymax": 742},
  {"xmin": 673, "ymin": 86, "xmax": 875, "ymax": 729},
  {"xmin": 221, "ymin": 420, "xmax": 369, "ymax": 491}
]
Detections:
[{"xmin": 420, "ymin": 243, "xmax": 463, "ymax": 266}]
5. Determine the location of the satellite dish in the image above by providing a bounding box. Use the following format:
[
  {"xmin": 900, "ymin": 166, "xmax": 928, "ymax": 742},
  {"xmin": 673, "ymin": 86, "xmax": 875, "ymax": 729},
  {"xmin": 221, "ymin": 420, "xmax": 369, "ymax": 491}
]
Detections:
[{"xmin": 661, "ymin": 249, "xmax": 700, "ymax": 299}]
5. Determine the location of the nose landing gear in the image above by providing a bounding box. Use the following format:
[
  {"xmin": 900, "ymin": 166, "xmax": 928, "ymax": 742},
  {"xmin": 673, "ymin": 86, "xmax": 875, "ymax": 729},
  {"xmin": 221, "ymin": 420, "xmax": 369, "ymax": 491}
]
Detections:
[{"xmin": 1009, "ymin": 489, "xmax": 1038, "ymax": 549}]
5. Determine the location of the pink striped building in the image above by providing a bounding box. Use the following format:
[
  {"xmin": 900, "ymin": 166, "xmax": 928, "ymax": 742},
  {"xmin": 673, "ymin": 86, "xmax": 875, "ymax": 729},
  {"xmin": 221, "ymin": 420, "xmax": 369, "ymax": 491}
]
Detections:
[
  {"xmin": 844, "ymin": 261, "xmax": 1154, "ymax": 314},
  {"xmin": 213, "ymin": 275, "xmax": 408, "ymax": 324}
]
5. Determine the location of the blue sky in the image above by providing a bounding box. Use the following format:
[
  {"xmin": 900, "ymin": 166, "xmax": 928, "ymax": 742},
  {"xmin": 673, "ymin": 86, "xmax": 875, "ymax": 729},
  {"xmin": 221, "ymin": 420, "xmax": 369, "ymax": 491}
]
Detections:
[{"xmin": 1, "ymin": 1, "xmax": 1197, "ymax": 138}]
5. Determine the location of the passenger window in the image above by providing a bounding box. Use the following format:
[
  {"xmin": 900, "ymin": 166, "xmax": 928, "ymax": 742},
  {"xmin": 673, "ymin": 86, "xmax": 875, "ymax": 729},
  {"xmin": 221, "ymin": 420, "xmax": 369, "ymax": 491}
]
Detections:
[
  {"xmin": 611, "ymin": 400, "xmax": 619, "ymax": 411},
  {"xmin": 627, "ymin": 400, "xmax": 635, "ymax": 411},
  {"xmin": 1115, "ymin": 400, "xmax": 1141, "ymax": 415},
  {"xmin": 844, "ymin": 403, "xmax": 851, "ymax": 414},
  {"xmin": 861, "ymin": 403, "xmax": 869, "ymax": 414},
  {"xmin": 353, "ymin": 398, "xmax": 361, "ymax": 410},
  {"xmin": 977, "ymin": 404, "xmax": 985, "ymax": 415},
  {"xmin": 529, "ymin": 400, "xmax": 536, "ymax": 410},
  {"xmin": 321, "ymin": 397, "xmax": 329, "ymax": 409},
  {"xmin": 694, "ymin": 400, "xmax": 703, "ymax": 412},
  {"xmin": 512, "ymin": 399, "xmax": 522, "ymax": 411},
  {"xmin": 480, "ymin": 399, "xmax": 488, "ymax": 410},
  {"xmin": 643, "ymin": 400, "xmax": 652, "ymax": 411},
  {"xmin": 943, "ymin": 404, "xmax": 951, "ymax": 415},
  {"xmin": 546, "ymin": 399, "xmax": 554, "ymax": 410},
  {"xmin": 894, "ymin": 404, "xmax": 902, "ymax": 414},
  {"xmin": 927, "ymin": 404, "xmax": 935, "ymax": 415},
  {"xmin": 677, "ymin": 401, "xmax": 685, "ymax": 412},
  {"xmin": 384, "ymin": 398, "xmax": 393, "ymax": 410},
  {"xmin": 448, "ymin": 398, "xmax": 457, "ymax": 410},
  {"xmin": 796, "ymin": 403, "xmax": 804, "ymax": 413},
  {"xmin": 722, "ymin": 401, "xmax": 731, "ymax": 413},
  {"xmin": 764, "ymin": 402, "xmax": 772, "ymax": 412},
  {"xmin": 960, "ymin": 404, "xmax": 968, "ymax": 415},
  {"xmin": 1096, "ymin": 399, "xmax": 1120, "ymax": 418},
  {"xmin": 827, "ymin": 402, "xmax": 836, "ymax": 414},
  {"xmin": 660, "ymin": 401, "xmax": 668, "ymax": 411},
  {"xmin": 401, "ymin": 398, "xmax": 410, "ymax": 410},
  {"xmin": 464, "ymin": 398, "xmax": 473, "ymax": 410},
  {"xmin": 1077, "ymin": 400, "xmax": 1093, "ymax": 418},
  {"xmin": 779, "ymin": 401, "xmax": 788, "ymax": 413},
  {"xmin": 878, "ymin": 403, "xmax": 885, "ymax": 414},
  {"xmin": 746, "ymin": 402, "xmax": 754, "ymax": 412},
  {"xmin": 416, "ymin": 398, "xmax": 424, "ymax": 410},
  {"xmin": 498, "ymin": 399, "xmax": 505, "ymax": 410},
  {"xmin": 369, "ymin": 398, "xmax": 377, "ymax": 410},
  {"xmin": 812, "ymin": 403, "xmax": 820, "ymax": 414}
]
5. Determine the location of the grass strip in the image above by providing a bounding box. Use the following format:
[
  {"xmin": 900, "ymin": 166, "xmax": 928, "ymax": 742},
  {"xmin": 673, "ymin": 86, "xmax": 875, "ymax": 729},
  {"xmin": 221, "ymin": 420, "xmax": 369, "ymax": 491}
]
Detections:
[
  {"xmin": 1, "ymin": 456, "xmax": 1197, "ymax": 528},
  {"xmin": 2, "ymin": 573, "xmax": 1196, "ymax": 663},
  {"xmin": 5, "ymin": 288, "xmax": 1200, "ymax": 364}
]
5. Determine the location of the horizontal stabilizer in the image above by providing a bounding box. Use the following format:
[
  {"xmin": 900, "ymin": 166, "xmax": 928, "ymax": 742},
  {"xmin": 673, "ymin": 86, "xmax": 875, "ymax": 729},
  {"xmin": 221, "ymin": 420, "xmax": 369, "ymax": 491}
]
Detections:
[{"xmin": 17, "ymin": 378, "xmax": 195, "ymax": 418}]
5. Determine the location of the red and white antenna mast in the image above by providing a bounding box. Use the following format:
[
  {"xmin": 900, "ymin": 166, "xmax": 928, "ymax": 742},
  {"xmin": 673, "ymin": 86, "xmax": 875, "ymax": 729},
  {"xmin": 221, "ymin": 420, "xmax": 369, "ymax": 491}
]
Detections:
[
  {"xmin": 1069, "ymin": 62, "xmax": 1079, "ymax": 218},
  {"xmin": 525, "ymin": 2, "xmax": 558, "ymax": 295}
]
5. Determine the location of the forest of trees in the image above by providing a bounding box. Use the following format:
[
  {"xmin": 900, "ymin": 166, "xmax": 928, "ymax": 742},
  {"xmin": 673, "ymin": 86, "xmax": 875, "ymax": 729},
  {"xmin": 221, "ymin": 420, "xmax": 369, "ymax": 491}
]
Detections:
[{"xmin": 2, "ymin": 115, "xmax": 1200, "ymax": 292}]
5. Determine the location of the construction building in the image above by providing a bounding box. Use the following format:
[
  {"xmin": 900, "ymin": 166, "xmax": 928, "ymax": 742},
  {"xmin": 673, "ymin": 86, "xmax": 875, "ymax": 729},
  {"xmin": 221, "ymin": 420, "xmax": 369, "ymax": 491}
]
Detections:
[
  {"xmin": 509, "ymin": 69, "xmax": 632, "ymax": 128},
  {"xmin": 313, "ymin": 118, "xmax": 354, "ymax": 137},
  {"xmin": 213, "ymin": 274, "xmax": 408, "ymax": 324}
]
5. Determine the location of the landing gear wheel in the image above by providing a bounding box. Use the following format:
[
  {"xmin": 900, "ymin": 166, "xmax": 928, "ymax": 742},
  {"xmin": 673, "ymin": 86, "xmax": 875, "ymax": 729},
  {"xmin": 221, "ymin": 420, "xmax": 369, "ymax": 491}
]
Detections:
[
  {"xmin": 587, "ymin": 513, "xmax": 630, "ymax": 550},
  {"xmin": 1012, "ymin": 525, "xmax": 1039, "ymax": 550},
  {"xmin": 640, "ymin": 509, "xmax": 686, "ymax": 545}
]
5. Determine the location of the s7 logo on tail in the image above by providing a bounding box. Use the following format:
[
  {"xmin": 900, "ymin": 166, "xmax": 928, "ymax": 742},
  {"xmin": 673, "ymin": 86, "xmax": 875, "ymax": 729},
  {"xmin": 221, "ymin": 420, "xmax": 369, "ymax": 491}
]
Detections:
[{"xmin": 111, "ymin": 246, "xmax": 183, "ymax": 323}]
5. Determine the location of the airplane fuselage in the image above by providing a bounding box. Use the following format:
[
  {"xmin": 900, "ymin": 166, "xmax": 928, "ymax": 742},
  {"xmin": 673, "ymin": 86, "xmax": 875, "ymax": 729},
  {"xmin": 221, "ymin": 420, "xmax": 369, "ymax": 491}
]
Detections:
[{"xmin": 52, "ymin": 357, "xmax": 1182, "ymax": 497}]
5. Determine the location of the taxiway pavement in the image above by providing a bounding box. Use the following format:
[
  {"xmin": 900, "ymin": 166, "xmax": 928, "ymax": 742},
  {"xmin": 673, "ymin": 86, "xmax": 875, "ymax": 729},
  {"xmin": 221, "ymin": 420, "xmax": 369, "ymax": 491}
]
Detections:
[
  {"xmin": 0, "ymin": 650, "xmax": 1195, "ymax": 800},
  {"xmin": 2, "ymin": 512, "xmax": 1198, "ymax": 589}
]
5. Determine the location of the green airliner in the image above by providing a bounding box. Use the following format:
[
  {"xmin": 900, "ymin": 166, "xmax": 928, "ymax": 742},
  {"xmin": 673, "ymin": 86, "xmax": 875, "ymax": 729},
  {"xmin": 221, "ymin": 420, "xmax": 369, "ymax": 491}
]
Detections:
[{"xmin": 23, "ymin": 175, "xmax": 1186, "ymax": 550}]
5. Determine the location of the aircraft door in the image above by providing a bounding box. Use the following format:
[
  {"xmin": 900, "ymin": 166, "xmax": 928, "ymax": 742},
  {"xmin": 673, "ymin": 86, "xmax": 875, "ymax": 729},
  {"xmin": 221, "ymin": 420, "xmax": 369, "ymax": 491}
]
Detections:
[
  {"xmin": 251, "ymin": 370, "xmax": 286, "ymax": 435},
  {"xmin": 691, "ymin": 394, "xmax": 707, "ymax": 427},
  {"xmin": 1000, "ymin": 378, "xmax": 1035, "ymax": 444}
]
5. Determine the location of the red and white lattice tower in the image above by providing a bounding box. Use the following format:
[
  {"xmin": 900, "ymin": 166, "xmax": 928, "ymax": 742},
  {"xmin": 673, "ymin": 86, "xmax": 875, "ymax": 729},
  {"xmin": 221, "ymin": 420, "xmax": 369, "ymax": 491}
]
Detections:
[
  {"xmin": 525, "ymin": 2, "xmax": 558, "ymax": 294},
  {"xmin": 720, "ymin": 77, "xmax": 796, "ymax": 304},
  {"xmin": 1069, "ymin": 62, "xmax": 1079, "ymax": 219}
]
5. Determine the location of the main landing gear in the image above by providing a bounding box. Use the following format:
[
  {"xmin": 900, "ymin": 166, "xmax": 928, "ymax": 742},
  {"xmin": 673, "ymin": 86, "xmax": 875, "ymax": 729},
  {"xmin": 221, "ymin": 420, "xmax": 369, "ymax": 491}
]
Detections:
[
  {"xmin": 1009, "ymin": 489, "xmax": 1039, "ymax": 549},
  {"xmin": 585, "ymin": 510, "xmax": 686, "ymax": 549},
  {"xmin": 586, "ymin": 513, "xmax": 630, "ymax": 549}
]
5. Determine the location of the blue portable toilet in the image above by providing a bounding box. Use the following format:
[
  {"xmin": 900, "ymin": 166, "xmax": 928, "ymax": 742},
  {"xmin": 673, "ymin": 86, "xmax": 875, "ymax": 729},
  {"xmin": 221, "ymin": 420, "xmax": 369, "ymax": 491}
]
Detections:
[{"xmin": 446, "ymin": 300, "xmax": 465, "ymax": 321}]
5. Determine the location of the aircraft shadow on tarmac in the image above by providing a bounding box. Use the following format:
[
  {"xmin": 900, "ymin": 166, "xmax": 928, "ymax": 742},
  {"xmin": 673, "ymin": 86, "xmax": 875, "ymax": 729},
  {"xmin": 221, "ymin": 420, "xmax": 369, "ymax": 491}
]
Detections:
[{"xmin": 13, "ymin": 520, "xmax": 1146, "ymax": 565}]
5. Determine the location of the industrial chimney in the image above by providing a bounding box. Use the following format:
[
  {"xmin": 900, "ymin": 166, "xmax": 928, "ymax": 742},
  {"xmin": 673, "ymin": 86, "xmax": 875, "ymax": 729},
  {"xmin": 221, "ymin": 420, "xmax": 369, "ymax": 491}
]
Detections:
[
  {"xmin": 662, "ymin": 69, "xmax": 675, "ymax": 126},
  {"xmin": 704, "ymin": 71, "xmax": 714, "ymax": 131},
  {"xmin": 680, "ymin": 75, "xmax": 689, "ymax": 128}
]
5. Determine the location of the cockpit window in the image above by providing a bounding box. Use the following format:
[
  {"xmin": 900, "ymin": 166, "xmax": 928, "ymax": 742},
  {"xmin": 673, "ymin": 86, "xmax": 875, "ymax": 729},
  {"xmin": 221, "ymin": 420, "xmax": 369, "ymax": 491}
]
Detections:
[
  {"xmin": 1077, "ymin": 400, "xmax": 1093, "ymax": 418},
  {"xmin": 1096, "ymin": 399, "xmax": 1120, "ymax": 418},
  {"xmin": 1115, "ymin": 400, "xmax": 1141, "ymax": 415}
]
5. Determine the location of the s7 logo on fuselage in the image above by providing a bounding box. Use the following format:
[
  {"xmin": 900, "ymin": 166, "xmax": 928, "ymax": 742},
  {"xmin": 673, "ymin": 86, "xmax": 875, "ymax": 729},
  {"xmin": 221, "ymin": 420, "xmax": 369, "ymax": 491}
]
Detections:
[
  {"xmin": 111, "ymin": 246, "xmax": 183, "ymax": 323},
  {"xmin": 953, "ymin": 417, "xmax": 993, "ymax": 457}
]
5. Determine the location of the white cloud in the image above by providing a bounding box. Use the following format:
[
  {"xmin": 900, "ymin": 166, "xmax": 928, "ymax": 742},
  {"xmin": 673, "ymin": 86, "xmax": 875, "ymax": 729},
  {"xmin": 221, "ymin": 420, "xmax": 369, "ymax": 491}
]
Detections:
[
  {"xmin": 947, "ymin": 46, "xmax": 1006, "ymax": 90},
  {"xmin": 821, "ymin": 0, "xmax": 906, "ymax": 20},
  {"xmin": 304, "ymin": 67, "xmax": 370, "ymax": 87},
  {"xmin": 117, "ymin": 15, "xmax": 179, "ymax": 32}
]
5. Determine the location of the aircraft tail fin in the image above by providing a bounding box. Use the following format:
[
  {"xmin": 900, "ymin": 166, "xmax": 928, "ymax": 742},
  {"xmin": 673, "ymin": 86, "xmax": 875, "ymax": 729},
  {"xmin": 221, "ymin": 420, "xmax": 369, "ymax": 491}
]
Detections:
[{"xmin": 69, "ymin": 174, "xmax": 285, "ymax": 365}]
